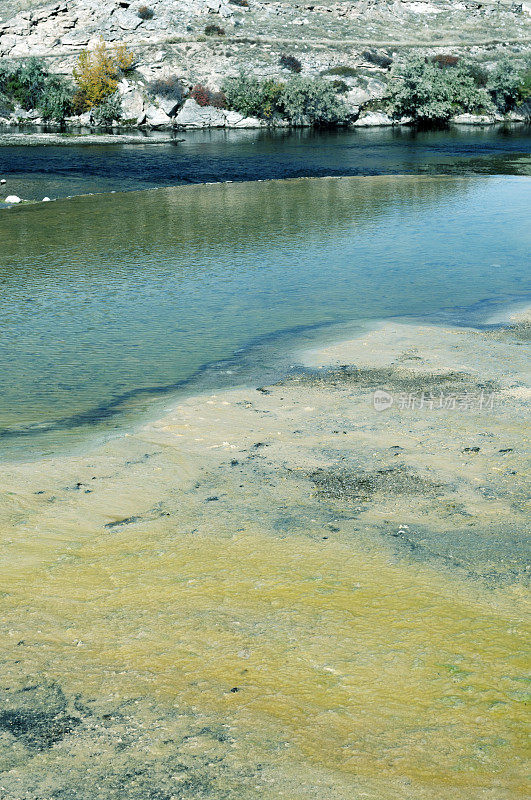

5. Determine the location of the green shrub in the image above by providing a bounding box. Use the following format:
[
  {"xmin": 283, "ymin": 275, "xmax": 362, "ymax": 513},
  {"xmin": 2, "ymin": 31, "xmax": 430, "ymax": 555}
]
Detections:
[
  {"xmin": 321, "ymin": 66, "xmax": 357, "ymax": 79},
  {"xmin": 279, "ymin": 75, "xmax": 349, "ymax": 126},
  {"xmin": 92, "ymin": 92, "xmax": 122, "ymax": 125},
  {"xmin": 487, "ymin": 57, "xmax": 524, "ymax": 113},
  {"xmin": 387, "ymin": 57, "xmax": 490, "ymax": 125},
  {"xmin": 0, "ymin": 91, "xmax": 14, "ymax": 118},
  {"xmin": 222, "ymin": 73, "xmax": 284, "ymax": 118},
  {"xmin": 0, "ymin": 57, "xmax": 48, "ymax": 110},
  {"xmin": 464, "ymin": 60, "xmax": 489, "ymax": 88},
  {"xmin": 520, "ymin": 66, "xmax": 531, "ymax": 101},
  {"xmin": 223, "ymin": 73, "xmax": 349, "ymax": 125},
  {"xmin": 38, "ymin": 75, "xmax": 76, "ymax": 121}
]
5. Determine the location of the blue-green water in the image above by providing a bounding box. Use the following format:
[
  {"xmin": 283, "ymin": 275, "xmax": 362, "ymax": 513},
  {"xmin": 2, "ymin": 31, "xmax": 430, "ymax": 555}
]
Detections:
[{"xmin": 0, "ymin": 173, "xmax": 530, "ymax": 458}]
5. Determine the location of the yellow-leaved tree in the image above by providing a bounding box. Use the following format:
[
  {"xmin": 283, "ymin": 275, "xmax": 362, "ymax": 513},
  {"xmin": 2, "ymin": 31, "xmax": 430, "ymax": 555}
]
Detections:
[{"xmin": 73, "ymin": 40, "xmax": 135, "ymax": 109}]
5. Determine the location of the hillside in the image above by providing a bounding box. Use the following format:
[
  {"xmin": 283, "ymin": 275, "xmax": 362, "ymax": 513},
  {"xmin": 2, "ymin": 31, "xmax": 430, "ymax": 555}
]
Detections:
[{"xmin": 0, "ymin": 0, "xmax": 530, "ymax": 127}]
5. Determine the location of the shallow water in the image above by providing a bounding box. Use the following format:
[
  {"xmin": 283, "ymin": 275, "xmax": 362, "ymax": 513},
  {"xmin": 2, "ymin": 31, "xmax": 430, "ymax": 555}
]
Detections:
[
  {"xmin": 0, "ymin": 316, "xmax": 529, "ymax": 799},
  {"xmin": 0, "ymin": 173, "xmax": 530, "ymax": 457}
]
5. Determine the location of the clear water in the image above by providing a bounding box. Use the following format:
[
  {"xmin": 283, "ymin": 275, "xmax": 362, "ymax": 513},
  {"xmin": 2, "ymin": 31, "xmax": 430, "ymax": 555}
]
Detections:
[{"xmin": 0, "ymin": 172, "xmax": 530, "ymax": 458}]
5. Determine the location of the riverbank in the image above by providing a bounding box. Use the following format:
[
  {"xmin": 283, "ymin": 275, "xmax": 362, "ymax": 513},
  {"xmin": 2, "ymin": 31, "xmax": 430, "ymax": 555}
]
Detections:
[
  {"xmin": 0, "ymin": 310, "xmax": 528, "ymax": 799},
  {"xmin": 1, "ymin": 114, "xmax": 529, "ymax": 139}
]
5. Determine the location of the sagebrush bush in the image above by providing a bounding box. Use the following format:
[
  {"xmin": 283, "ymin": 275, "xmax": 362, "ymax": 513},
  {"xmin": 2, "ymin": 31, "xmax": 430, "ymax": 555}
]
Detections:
[
  {"xmin": 38, "ymin": 75, "xmax": 76, "ymax": 121},
  {"xmin": 204, "ymin": 24, "xmax": 225, "ymax": 36},
  {"xmin": 280, "ymin": 75, "xmax": 349, "ymax": 126},
  {"xmin": 190, "ymin": 84, "xmax": 226, "ymax": 108},
  {"xmin": 137, "ymin": 5, "xmax": 154, "ymax": 19},
  {"xmin": 73, "ymin": 41, "xmax": 135, "ymax": 109},
  {"xmin": 487, "ymin": 57, "xmax": 525, "ymax": 113},
  {"xmin": 321, "ymin": 66, "xmax": 357, "ymax": 79},
  {"xmin": 92, "ymin": 92, "xmax": 122, "ymax": 125},
  {"xmin": 222, "ymin": 73, "xmax": 284, "ymax": 118},
  {"xmin": 0, "ymin": 57, "xmax": 47, "ymax": 110},
  {"xmin": 279, "ymin": 54, "xmax": 302, "ymax": 73},
  {"xmin": 386, "ymin": 57, "xmax": 491, "ymax": 124},
  {"xmin": 148, "ymin": 75, "xmax": 187, "ymax": 104},
  {"xmin": 331, "ymin": 79, "xmax": 349, "ymax": 94}
]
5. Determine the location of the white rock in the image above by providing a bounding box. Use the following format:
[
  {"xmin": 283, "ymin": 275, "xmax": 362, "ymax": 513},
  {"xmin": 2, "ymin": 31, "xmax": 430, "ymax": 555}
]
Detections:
[
  {"xmin": 120, "ymin": 89, "xmax": 145, "ymax": 120},
  {"xmin": 346, "ymin": 87, "xmax": 371, "ymax": 107},
  {"xmin": 5, "ymin": 195, "xmax": 22, "ymax": 203},
  {"xmin": 0, "ymin": 179, "xmax": 6, "ymax": 184},
  {"xmin": 223, "ymin": 110, "xmax": 245, "ymax": 126},
  {"xmin": 42, "ymin": 197, "xmax": 51, "ymax": 202},
  {"xmin": 451, "ymin": 113, "xmax": 496, "ymax": 125},
  {"xmin": 505, "ymin": 110, "xmax": 526, "ymax": 122},
  {"xmin": 230, "ymin": 115, "xmax": 264, "ymax": 128},
  {"xmin": 353, "ymin": 111, "xmax": 394, "ymax": 127},
  {"xmin": 111, "ymin": 9, "xmax": 143, "ymax": 30},
  {"xmin": 173, "ymin": 98, "xmax": 226, "ymax": 128},
  {"xmin": 157, "ymin": 95, "xmax": 181, "ymax": 117},
  {"xmin": 144, "ymin": 103, "xmax": 172, "ymax": 127}
]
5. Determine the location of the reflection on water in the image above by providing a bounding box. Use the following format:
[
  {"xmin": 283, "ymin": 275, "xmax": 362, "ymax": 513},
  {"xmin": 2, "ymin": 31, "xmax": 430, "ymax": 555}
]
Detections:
[
  {"xmin": 1, "ymin": 125, "xmax": 530, "ymax": 202},
  {"xmin": 0, "ymin": 175, "xmax": 530, "ymax": 457}
]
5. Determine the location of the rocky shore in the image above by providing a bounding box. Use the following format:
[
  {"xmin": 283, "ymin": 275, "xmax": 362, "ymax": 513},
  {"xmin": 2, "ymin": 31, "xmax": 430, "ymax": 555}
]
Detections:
[{"xmin": 1, "ymin": 0, "xmax": 530, "ymax": 129}]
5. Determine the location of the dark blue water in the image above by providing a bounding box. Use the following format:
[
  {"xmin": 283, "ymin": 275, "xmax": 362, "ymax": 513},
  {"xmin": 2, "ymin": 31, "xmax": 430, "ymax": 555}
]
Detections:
[{"xmin": 1, "ymin": 125, "xmax": 530, "ymax": 202}]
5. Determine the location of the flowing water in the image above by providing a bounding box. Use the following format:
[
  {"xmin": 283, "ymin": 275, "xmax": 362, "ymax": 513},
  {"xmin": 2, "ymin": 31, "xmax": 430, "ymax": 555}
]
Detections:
[{"xmin": 1, "ymin": 125, "xmax": 530, "ymax": 203}]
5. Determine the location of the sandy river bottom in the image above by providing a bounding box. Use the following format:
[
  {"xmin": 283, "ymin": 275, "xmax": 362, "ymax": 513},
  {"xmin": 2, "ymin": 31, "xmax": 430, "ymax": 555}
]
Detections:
[{"xmin": 0, "ymin": 315, "xmax": 529, "ymax": 799}]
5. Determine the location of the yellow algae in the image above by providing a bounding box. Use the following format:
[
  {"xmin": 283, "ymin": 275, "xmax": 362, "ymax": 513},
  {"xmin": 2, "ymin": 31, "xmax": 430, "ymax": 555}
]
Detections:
[{"xmin": 0, "ymin": 316, "xmax": 529, "ymax": 798}]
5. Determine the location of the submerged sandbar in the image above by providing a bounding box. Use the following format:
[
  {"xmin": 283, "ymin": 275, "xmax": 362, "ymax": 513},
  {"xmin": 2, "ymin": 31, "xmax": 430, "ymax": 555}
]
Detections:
[{"xmin": 0, "ymin": 313, "xmax": 529, "ymax": 799}]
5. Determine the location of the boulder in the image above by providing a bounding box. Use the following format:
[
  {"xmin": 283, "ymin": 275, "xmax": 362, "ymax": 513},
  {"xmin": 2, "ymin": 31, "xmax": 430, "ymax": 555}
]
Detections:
[
  {"xmin": 353, "ymin": 111, "xmax": 394, "ymax": 127},
  {"xmin": 144, "ymin": 104, "xmax": 172, "ymax": 127},
  {"xmin": 120, "ymin": 88, "xmax": 145, "ymax": 120},
  {"xmin": 505, "ymin": 110, "xmax": 527, "ymax": 122},
  {"xmin": 157, "ymin": 96, "xmax": 181, "ymax": 117},
  {"xmin": 228, "ymin": 114, "xmax": 264, "ymax": 128},
  {"xmin": 5, "ymin": 195, "xmax": 22, "ymax": 203},
  {"xmin": 451, "ymin": 113, "xmax": 496, "ymax": 125},
  {"xmin": 346, "ymin": 87, "xmax": 371, "ymax": 107},
  {"xmin": 111, "ymin": 9, "xmax": 143, "ymax": 30},
  {"xmin": 174, "ymin": 98, "xmax": 226, "ymax": 128}
]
